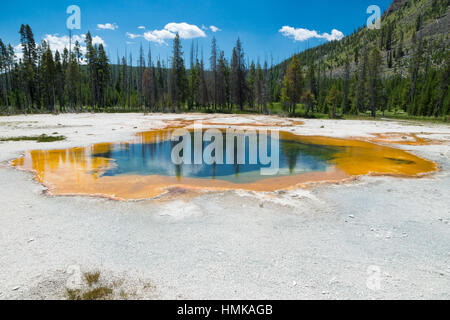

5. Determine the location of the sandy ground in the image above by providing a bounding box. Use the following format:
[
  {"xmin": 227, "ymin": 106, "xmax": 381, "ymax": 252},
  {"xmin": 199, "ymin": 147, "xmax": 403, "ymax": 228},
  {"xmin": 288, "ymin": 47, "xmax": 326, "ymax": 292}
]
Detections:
[{"xmin": 0, "ymin": 113, "xmax": 449, "ymax": 300}]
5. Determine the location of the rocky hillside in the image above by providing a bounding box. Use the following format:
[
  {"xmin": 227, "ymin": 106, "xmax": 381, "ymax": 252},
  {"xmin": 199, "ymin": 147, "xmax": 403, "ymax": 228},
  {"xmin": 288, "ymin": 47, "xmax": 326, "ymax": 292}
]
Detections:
[
  {"xmin": 276, "ymin": 0, "xmax": 449, "ymax": 78},
  {"xmin": 386, "ymin": 0, "xmax": 411, "ymax": 14}
]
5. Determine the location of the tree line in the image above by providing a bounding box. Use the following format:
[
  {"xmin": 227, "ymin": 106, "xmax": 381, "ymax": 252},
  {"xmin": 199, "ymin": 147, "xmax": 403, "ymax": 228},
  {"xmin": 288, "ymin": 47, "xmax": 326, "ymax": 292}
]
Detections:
[{"xmin": 0, "ymin": 23, "xmax": 448, "ymax": 118}]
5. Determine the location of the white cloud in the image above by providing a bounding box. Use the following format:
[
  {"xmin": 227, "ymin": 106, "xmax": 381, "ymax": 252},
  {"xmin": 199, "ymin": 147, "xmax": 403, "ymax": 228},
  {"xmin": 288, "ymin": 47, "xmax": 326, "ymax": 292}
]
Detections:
[
  {"xmin": 165, "ymin": 23, "xmax": 206, "ymax": 39},
  {"xmin": 42, "ymin": 34, "xmax": 105, "ymax": 54},
  {"xmin": 279, "ymin": 26, "xmax": 344, "ymax": 42},
  {"xmin": 210, "ymin": 25, "xmax": 221, "ymax": 33},
  {"xmin": 126, "ymin": 32, "xmax": 142, "ymax": 40},
  {"xmin": 143, "ymin": 29, "xmax": 176, "ymax": 44},
  {"xmin": 138, "ymin": 26, "xmax": 146, "ymax": 30},
  {"xmin": 39, "ymin": 34, "xmax": 105, "ymax": 63},
  {"xmin": 127, "ymin": 22, "xmax": 206, "ymax": 45},
  {"xmin": 12, "ymin": 34, "xmax": 105, "ymax": 62},
  {"xmin": 14, "ymin": 44, "xmax": 23, "ymax": 61},
  {"xmin": 97, "ymin": 23, "xmax": 118, "ymax": 30},
  {"xmin": 321, "ymin": 29, "xmax": 345, "ymax": 41}
]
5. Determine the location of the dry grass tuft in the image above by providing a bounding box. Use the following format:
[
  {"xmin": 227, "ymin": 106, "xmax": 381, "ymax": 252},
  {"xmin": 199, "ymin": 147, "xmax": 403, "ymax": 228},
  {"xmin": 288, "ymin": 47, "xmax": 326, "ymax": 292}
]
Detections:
[{"xmin": 84, "ymin": 271, "xmax": 101, "ymax": 287}]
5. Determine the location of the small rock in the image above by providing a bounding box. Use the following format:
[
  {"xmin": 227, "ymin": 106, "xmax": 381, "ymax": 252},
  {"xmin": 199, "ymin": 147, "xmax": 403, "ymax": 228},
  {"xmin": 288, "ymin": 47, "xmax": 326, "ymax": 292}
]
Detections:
[
  {"xmin": 292, "ymin": 281, "xmax": 297, "ymax": 287},
  {"xmin": 349, "ymin": 215, "xmax": 355, "ymax": 219},
  {"xmin": 12, "ymin": 286, "xmax": 20, "ymax": 291},
  {"xmin": 27, "ymin": 238, "xmax": 34, "ymax": 243}
]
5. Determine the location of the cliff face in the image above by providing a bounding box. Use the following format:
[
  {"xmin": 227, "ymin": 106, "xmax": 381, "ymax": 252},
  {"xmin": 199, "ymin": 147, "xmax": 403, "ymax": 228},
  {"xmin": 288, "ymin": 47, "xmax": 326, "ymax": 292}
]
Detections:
[{"xmin": 386, "ymin": 0, "xmax": 411, "ymax": 15}]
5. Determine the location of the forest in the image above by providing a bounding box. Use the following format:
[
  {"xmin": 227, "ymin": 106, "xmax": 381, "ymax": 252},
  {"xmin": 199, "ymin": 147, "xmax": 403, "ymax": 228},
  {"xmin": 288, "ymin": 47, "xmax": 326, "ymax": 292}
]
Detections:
[{"xmin": 0, "ymin": 0, "xmax": 449, "ymax": 120}]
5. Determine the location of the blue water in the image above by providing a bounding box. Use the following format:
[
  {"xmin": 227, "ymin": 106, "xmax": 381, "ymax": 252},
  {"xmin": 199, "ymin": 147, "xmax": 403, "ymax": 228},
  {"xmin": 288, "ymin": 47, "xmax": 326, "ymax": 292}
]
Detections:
[{"xmin": 93, "ymin": 132, "xmax": 339, "ymax": 183}]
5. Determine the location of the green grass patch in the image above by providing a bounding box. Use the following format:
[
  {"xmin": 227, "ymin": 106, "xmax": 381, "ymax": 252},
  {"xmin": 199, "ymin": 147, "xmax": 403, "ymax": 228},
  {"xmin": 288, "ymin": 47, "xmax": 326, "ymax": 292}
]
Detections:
[
  {"xmin": 66, "ymin": 286, "xmax": 113, "ymax": 300},
  {"xmin": 0, "ymin": 134, "xmax": 66, "ymax": 143},
  {"xmin": 84, "ymin": 271, "xmax": 101, "ymax": 287}
]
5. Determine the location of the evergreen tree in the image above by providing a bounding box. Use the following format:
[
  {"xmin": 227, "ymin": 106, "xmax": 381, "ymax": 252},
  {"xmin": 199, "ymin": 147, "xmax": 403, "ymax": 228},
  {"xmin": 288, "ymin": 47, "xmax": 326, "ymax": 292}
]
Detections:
[
  {"xmin": 19, "ymin": 24, "xmax": 38, "ymax": 110},
  {"xmin": 216, "ymin": 51, "xmax": 229, "ymax": 111},
  {"xmin": 368, "ymin": 48, "xmax": 383, "ymax": 118},
  {"xmin": 54, "ymin": 50, "xmax": 64, "ymax": 111},
  {"xmin": 97, "ymin": 44, "xmax": 109, "ymax": 108},
  {"xmin": 281, "ymin": 55, "xmax": 304, "ymax": 115},
  {"xmin": 85, "ymin": 32, "xmax": 97, "ymax": 108},
  {"xmin": 326, "ymin": 84, "xmax": 340, "ymax": 118},
  {"xmin": 40, "ymin": 47, "xmax": 55, "ymax": 112},
  {"xmin": 342, "ymin": 57, "xmax": 351, "ymax": 114},
  {"xmin": 210, "ymin": 36, "xmax": 218, "ymax": 109},
  {"xmin": 170, "ymin": 33, "xmax": 187, "ymax": 111},
  {"xmin": 230, "ymin": 38, "xmax": 246, "ymax": 110},
  {"xmin": 355, "ymin": 46, "xmax": 368, "ymax": 114},
  {"xmin": 247, "ymin": 61, "xmax": 256, "ymax": 110}
]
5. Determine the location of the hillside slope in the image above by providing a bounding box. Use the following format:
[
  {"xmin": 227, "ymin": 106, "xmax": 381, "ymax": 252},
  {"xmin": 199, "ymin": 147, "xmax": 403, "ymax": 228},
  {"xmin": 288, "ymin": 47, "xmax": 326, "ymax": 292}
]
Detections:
[
  {"xmin": 277, "ymin": 0, "xmax": 449, "ymax": 78},
  {"xmin": 270, "ymin": 0, "xmax": 449, "ymax": 118}
]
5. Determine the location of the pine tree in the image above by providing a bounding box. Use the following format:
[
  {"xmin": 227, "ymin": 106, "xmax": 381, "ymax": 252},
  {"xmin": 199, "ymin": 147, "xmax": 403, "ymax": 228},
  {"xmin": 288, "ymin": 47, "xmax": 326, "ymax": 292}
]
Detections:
[
  {"xmin": 216, "ymin": 51, "xmax": 229, "ymax": 111},
  {"xmin": 326, "ymin": 84, "xmax": 340, "ymax": 118},
  {"xmin": 247, "ymin": 61, "xmax": 256, "ymax": 110},
  {"xmin": 302, "ymin": 90, "xmax": 316, "ymax": 116},
  {"xmin": 198, "ymin": 54, "xmax": 208, "ymax": 109},
  {"xmin": 0, "ymin": 39, "xmax": 10, "ymax": 109},
  {"xmin": 85, "ymin": 32, "xmax": 97, "ymax": 108},
  {"xmin": 54, "ymin": 50, "xmax": 65, "ymax": 111},
  {"xmin": 97, "ymin": 44, "xmax": 109, "ymax": 108},
  {"xmin": 40, "ymin": 47, "xmax": 56, "ymax": 112},
  {"xmin": 409, "ymin": 34, "xmax": 424, "ymax": 114},
  {"xmin": 368, "ymin": 47, "xmax": 383, "ymax": 118},
  {"xmin": 188, "ymin": 41, "xmax": 198, "ymax": 110},
  {"xmin": 281, "ymin": 55, "xmax": 304, "ymax": 115},
  {"xmin": 342, "ymin": 57, "xmax": 351, "ymax": 114},
  {"xmin": 255, "ymin": 62, "xmax": 264, "ymax": 113},
  {"xmin": 170, "ymin": 33, "xmax": 187, "ymax": 111},
  {"xmin": 138, "ymin": 44, "xmax": 145, "ymax": 109},
  {"xmin": 19, "ymin": 24, "xmax": 38, "ymax": 110},
  {"xmin": 435, "ymin": 52, "xmax": 449, "ymax": 117},
  {"xmin": 355, "ymin": 46, "xmax": 368, "ymax": 114},
  {"xmin": 262, "ymin": 60, "xmax": 269, "ymax": 114},
  {"xmin": 230, "ymin": 38, "xmax": 246, "ymax": 110},
  {"xmin": 210, "ymin": 36, "xmax": 218, "ymax": 110}
]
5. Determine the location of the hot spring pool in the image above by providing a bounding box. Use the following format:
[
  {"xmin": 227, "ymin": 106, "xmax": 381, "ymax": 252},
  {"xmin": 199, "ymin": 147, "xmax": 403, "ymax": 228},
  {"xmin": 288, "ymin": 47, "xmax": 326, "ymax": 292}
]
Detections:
[{"xmin": 12, "ymin": 127, "xmax": 438, "ymax": 200}]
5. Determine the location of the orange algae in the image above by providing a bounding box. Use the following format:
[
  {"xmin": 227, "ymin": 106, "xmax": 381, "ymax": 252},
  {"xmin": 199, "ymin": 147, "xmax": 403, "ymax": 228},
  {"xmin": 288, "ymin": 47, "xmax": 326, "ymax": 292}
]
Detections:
[
  {"xmin": 367, "ymin": 132, "xmax": 448, "ymax": 146},
  {"xmin": 11, "ymin": 128, "xmax": 438, "ymax": 201}
]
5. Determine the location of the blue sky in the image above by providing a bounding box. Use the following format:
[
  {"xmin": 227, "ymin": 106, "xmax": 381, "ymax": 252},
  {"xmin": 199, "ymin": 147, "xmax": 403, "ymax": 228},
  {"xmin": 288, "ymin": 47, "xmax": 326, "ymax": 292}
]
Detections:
[{"xmin": 0, "ymin": 0, "xmax": 392, "ymax": 66}]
